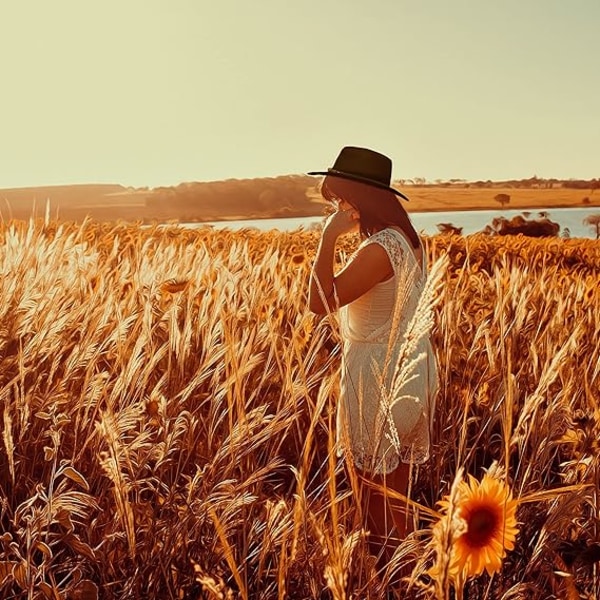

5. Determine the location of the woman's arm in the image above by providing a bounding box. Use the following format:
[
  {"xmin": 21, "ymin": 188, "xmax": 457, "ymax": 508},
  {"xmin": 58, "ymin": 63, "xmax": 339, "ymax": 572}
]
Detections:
[
  {"xmin": 309, "ymin": 212, "xmax": 393, "ymax": 314},
  {"xmin": 308, "ymin": 226, "xmax": 339, "ymax": 314}
]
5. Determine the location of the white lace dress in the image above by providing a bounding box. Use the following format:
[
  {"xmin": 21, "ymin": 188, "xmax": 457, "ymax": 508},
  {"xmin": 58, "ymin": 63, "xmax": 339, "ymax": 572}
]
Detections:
[{"xmin": 337, "ymin": 228, "xmax": 438, "ymax": 475}]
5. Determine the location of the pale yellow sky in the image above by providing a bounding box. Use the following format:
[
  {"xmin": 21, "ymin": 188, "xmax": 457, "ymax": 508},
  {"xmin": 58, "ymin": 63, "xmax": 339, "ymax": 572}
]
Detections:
[{"xmin": 1, "ymin": 0, "xmax": 598, "ymax": 188}]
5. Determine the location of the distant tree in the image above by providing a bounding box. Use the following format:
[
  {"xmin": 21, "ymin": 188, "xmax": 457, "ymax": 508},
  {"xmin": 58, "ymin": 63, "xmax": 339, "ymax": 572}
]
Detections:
[
  {"xmin": 436, "ymin": 222, "xmax": 463, "ymax": 235},
  {"xmin": 563, "ymin": 178, "xmax": 598, "ymax": 190},
  {"xmin": 494, "ymin": 193, "xmax": 510, "ymax": 209},
  {"xmin": 582, "ymin": 197, "xmax": 590, "ymax": 205},
  {"xmin": 583, "ymin": 214, "xmax": 600, "ymax": 239}
]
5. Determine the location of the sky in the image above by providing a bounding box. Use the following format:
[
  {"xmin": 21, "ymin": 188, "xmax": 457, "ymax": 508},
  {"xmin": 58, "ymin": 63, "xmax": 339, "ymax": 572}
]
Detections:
[{"xmin": 1, "ymin": 0, "xmax": 599, "ymax": 189}]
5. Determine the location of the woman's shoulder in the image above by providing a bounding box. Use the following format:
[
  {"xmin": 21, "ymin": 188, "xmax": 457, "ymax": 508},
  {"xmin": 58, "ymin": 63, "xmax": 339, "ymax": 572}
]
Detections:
[
  {"xmin": 361, "ymin": 228, "xmax": 406, "ymax": 263},
  {"xmin": 363, "ymin": 227, "xmax": 423, "ymax": 270}
]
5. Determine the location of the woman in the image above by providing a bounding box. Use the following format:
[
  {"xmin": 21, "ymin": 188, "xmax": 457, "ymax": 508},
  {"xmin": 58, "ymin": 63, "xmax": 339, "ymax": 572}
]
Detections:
[{"xmin": 308, "ymin": 146, "xmax": 438, "ymax": 566}]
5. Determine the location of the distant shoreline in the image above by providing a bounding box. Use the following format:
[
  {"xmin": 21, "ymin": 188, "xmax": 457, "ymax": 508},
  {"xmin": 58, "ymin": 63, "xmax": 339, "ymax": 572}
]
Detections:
[
  {"xmin": 1, "ymin": 180, "xmax": 598, "ymax": 223},
  {"xmin": 193, "ymin": 199, "xmax": 600, "ymax": 225},
  {"xmin": 206, "ymin": 201, "xmax": 599, "ymax": 222}
]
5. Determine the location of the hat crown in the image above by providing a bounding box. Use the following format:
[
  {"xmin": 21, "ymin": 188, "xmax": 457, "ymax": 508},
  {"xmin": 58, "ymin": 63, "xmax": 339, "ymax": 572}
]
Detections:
[{"xmin": 330, "ymin": 146, "xmax": 392, "ymax": 186}]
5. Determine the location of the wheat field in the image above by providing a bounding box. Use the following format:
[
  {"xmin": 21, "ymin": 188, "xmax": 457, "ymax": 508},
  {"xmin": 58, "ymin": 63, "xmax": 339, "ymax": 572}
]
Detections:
[{"xmin": 0, "ymin": 218, "xmax": 598, "ymax": 599}]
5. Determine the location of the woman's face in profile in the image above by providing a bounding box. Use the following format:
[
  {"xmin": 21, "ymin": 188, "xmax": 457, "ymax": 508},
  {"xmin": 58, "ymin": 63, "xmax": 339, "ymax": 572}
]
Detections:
[
  {"xmin": 333, "ymin": 198, "xmax": 360, "ymax": 234},
  {"xmin": 333, "ymin": 197, "xmax": 352, "ymax": 211},
  {"xmin": 322, "ymin": 177, "xmax": 361, "ymax": 233}
]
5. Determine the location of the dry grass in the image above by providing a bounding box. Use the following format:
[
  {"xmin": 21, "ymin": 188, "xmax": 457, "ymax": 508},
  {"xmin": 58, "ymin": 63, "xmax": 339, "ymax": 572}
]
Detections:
[{"xmin": 0, "ymin": 218, "xmax": 599, "ymax": 599}]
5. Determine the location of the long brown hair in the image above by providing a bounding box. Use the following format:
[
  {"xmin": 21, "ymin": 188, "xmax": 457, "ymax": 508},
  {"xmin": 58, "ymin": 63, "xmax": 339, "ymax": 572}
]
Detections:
[{"xmin": 321, "ymin": 175, "xmax": 421, "ymax": 249}]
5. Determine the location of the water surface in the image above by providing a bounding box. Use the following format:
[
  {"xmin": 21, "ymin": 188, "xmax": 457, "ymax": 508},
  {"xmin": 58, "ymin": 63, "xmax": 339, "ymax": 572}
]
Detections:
[{"xmin": 200, "ymin": 207, "xmax": 600, "ymax": 239}]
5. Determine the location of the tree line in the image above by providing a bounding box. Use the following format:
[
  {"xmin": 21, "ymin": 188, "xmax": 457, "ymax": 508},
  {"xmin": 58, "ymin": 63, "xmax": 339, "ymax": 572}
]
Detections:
[
  {"xmin": 398, "ymin": 176, "xmax": 600, "ymax": 190},
  {"xmin": 145, "ymin": 175, "xmax": 320, "ymax": 221}
]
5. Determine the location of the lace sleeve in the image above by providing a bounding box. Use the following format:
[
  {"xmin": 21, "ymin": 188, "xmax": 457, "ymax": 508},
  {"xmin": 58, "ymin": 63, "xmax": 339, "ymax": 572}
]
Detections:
[{"xmin": 361, "ymin": 229, "xmax": 406, "ymax": 277}]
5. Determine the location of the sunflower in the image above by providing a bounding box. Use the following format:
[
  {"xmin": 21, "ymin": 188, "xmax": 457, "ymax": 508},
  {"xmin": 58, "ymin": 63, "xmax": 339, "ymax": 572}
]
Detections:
[
  {"xmin": 291, "ymin": 252, "xmax": 306, "ymax": 265},
  {"xmin": 431, "ymin": 472, "xmax": 519, "ymax": 583}
]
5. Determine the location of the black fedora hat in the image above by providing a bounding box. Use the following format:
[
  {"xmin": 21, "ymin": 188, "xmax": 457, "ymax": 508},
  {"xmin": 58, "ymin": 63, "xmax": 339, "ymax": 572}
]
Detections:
[{"xmin": 308, "ymin": 146, "xmax": 409, "ymax": 201}]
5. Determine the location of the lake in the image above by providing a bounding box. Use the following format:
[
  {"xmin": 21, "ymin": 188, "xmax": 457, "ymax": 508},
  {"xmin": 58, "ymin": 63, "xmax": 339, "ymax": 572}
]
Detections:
[{"xmin": 199, "ymin": 206, "xmax": 600, "ymax": 239}]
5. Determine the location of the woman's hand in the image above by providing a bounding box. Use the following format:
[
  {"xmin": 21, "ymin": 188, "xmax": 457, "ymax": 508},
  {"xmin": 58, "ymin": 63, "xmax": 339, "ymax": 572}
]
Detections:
[{"xmin": 323, "ymin": 208, "xmax": 360, "ymax": 238}]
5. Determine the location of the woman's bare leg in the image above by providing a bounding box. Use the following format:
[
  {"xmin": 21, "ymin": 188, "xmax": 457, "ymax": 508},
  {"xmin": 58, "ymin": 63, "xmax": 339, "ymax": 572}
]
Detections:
[
  {"xmin": 358, "ymin": 462, "xmax": 412, "ymax": 566},
  {"xmin": 386, "ymin": 462, "xmax": 413, "ymax": 539}
]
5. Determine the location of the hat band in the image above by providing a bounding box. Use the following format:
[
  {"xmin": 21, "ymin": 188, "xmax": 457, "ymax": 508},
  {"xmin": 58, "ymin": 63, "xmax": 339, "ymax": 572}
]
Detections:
[{"xmin": 327, "ymin": 168, "xmax": 388, "ymax": 187}]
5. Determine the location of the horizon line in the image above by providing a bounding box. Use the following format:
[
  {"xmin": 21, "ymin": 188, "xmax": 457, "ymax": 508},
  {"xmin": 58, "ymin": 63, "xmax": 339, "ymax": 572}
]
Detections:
[{"xmin": 1, "ymin": 173, "xmax": 598, "ymax": 192}]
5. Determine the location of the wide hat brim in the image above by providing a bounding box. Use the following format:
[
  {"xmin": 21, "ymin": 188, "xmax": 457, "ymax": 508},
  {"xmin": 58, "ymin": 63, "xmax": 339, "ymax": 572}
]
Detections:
[
  {"xmin": 307, "ymin": 168, "xmax": 410, "ymax": 202},
  {"xmin": 308, "ymin": 146, "xmax": 410, "ymax": 201}
]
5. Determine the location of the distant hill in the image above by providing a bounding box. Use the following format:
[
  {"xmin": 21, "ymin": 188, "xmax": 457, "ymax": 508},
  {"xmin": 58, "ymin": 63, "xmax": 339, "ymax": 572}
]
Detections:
[
  {"xmin": 0, "ymin": 176, "xmax": 598, "ymax": 223},
  {"xmin": 0, "ymin": 184, "xmax": 148, "ymax": 221}
]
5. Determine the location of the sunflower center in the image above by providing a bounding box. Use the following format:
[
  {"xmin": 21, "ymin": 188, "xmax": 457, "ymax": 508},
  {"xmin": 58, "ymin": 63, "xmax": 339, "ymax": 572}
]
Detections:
[{"xmin": 464, "ymin": 507, "xmax": 499, "ymax": 548}]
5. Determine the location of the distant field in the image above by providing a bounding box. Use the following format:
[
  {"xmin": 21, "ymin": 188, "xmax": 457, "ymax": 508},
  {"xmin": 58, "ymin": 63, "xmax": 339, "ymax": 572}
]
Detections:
[{"xmin": 390, "ymin": 186, "xmax": 599, "ymax": 212}]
